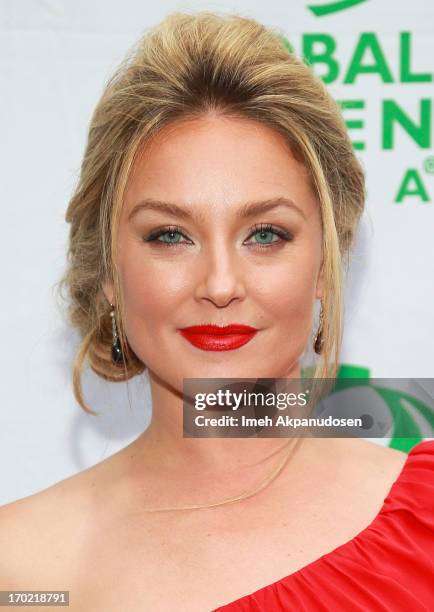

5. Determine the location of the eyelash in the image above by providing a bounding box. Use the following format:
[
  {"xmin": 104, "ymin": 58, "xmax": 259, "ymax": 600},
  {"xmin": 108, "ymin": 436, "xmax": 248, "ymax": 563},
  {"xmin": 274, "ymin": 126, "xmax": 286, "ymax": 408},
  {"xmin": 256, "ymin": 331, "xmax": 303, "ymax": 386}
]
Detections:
[{"xmin": 143, "ymin": 223, "xmax": 293, "ymax": 250}]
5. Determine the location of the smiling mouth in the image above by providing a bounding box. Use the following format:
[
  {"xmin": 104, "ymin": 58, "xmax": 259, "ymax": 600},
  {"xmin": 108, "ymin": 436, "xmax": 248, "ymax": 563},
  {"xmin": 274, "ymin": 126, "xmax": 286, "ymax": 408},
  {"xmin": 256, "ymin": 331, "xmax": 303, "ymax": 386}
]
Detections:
[{"xmin": 178, "ymin": 324, "xmax": 259, "ymax": 351}]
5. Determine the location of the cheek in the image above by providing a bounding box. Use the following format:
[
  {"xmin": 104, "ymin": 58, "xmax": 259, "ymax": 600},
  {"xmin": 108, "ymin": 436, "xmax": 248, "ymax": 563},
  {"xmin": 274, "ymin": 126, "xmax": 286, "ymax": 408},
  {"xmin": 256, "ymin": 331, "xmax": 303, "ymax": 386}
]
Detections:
[
  {"xmin": 117, "ymin": 255, "xmax": 175, "ymax": 364},
  {"xmin": 118, "ymin": 246, "xmax": 186, "ymax": 332},
  {"xmin": 254, "ymin": 253, "xmax": 319, "ymax": 324}
]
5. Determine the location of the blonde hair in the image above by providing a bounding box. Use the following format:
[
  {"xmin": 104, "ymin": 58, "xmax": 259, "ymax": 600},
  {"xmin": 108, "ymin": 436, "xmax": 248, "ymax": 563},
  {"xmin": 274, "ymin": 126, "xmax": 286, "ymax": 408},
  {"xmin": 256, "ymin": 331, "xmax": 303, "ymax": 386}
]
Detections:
[{"xmin": 56, "ymin": 10, "xmax": 365, "ymax": 415}]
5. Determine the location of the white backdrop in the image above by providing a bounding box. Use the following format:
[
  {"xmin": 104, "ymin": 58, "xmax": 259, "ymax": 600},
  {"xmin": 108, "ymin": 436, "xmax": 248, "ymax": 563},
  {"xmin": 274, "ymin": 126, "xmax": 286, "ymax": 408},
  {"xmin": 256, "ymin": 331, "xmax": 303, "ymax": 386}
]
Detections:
[{"xmin": 1, "ymin": 0, "xmax": 433, "ymax": 505}]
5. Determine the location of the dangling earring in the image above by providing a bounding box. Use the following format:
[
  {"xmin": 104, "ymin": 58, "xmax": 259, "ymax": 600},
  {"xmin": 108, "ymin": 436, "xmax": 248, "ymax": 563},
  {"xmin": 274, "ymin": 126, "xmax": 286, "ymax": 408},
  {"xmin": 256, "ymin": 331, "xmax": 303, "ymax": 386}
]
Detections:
[
  {"xmin": 314, "ymin": 301, "xmax": 324, "ymax": 355},
  {"xmin": 110, "ymin": 303, "xmax": 124, "ymax": 364}
]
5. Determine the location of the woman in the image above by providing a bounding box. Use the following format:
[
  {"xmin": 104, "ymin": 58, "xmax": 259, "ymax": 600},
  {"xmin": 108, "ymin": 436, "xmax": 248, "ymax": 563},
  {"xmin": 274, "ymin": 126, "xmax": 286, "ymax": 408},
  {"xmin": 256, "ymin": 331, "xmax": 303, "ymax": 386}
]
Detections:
[{"xmin": 1, "ymin": 11, "xmax": 433, "ymax": 611}]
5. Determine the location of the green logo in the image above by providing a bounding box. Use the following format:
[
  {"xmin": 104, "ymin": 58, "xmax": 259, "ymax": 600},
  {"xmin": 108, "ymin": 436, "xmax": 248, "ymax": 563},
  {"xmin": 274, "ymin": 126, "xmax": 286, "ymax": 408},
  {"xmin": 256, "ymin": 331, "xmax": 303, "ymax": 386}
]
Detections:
[
  {"xmin": 334, "ymin": 365, "xmax": 434, "ymax": 452},
  {"xmin": 307, "ymin": 0, "xmax": 369, "ymax": 17},
  {"xmin": 301, "ymin": 363, "xmax": 433, "ymax": 453}
]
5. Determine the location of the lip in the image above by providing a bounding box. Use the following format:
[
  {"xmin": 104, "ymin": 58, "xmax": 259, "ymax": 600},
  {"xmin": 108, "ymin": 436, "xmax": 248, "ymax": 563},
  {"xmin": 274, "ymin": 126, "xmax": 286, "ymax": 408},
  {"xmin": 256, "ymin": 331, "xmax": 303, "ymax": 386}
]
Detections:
[{"xmin": 179, "ymin": 324, "xmax": 259, "ymax": 351}]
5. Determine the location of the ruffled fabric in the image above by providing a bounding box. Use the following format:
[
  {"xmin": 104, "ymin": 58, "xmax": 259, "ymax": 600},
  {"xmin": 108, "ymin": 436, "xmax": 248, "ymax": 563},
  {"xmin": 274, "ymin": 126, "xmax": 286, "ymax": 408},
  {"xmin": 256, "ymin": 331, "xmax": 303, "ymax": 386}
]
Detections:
[{"xmin": 214, "ymin": 440, "xmax": 434, "ymax": 611}]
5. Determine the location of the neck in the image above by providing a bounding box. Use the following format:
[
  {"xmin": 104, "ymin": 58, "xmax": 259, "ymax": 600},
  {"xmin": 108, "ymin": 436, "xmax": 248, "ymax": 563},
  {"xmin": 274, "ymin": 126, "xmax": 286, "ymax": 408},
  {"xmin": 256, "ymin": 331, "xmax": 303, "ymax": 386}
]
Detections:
[{"xmin": 130, "ymin": 361, "xmax": 304, "ymax": 478}]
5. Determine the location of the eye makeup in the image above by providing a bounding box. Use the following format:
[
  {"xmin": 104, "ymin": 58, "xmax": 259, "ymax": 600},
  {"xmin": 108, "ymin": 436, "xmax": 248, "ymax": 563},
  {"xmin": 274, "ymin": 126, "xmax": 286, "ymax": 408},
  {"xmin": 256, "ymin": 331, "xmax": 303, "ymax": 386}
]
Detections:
[{"xmin": 142, "ymin": 222, "xmax": 294, "ymax": 250}]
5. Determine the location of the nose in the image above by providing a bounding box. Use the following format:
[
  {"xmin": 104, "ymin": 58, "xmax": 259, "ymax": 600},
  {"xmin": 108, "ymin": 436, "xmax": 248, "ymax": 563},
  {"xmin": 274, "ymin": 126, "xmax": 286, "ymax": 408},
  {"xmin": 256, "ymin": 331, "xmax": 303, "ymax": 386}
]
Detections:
[{"xmin": 194, "ymin": 239, "xmax": 247, "ymax": 307}]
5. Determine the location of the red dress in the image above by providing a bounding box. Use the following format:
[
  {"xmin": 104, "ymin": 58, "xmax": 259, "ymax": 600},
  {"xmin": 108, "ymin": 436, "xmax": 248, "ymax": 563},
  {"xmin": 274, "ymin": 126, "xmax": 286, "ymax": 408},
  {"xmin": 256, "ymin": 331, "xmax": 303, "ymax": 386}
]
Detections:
[{"xmin": 214, "ymin": 439, "xmax": 434, "ymax": 611}]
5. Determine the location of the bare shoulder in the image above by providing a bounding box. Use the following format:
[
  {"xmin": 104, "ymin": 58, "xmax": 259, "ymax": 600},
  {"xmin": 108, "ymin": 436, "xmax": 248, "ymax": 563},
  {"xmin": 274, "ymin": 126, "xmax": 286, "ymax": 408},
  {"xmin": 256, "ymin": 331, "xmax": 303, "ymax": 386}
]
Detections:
[
  {"xmin": 343, "ymin": 437, "xmax": 408, "ymax": 467},
  {"xmin": 303, "ymin": 436, "xmax": 409, "ymax": 495},
  {"xmin": 0, "ymin": 459, "xmax": 107, "ymax": 591},
  {"xmin": 296, "ymin": 437, "xmax": 410, "ymax": 540},
  {"xmin": 324, "ymin": 437, "xmax": 408, "ymax": 485}
]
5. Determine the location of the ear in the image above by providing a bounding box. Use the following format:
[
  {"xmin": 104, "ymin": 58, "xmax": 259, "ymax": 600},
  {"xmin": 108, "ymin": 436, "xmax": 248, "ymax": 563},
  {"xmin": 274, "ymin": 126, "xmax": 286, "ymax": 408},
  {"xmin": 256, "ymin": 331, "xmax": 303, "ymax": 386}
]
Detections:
[
  {"xmin": 101, "ymin": 280, "xmax": 115, "ymax": 306},
  {"xmin": 315, "ymin": 259, "xmax": 325, "ymax": 300}
]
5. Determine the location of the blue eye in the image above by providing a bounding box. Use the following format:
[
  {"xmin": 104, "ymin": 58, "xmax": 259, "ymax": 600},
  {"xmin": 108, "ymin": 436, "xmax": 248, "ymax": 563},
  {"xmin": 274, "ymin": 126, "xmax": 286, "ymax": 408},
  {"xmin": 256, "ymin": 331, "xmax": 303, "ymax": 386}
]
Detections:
[
  {"xmin": 144, "ymin": 226, "xmax": 192, "ymax": 247},
  {"xmin": 156, "ymin": 229, "xmax": 185, "ymax": 244},
  {"xmin": 143, "ymin": 223, "xmax": 292, "ymax": 249},
  {"xmin": 249, "ymin": 228, "xmax": 279, "ymax": 245},
  {"xmin": 245, "ymin": 224, "xmax": 293, "ymax": 249}
]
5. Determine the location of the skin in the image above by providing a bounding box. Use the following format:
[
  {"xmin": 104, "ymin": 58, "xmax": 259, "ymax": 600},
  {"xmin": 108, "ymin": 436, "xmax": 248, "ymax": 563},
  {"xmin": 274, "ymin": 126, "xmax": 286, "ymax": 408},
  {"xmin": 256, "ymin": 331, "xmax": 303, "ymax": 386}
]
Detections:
[
  {"xmin": 0, "ymin": 113, "xmax": 408, "ymax": 611},
  {"xmin": 102, "ymin": 112, "xmax": 325, "ymax": 492}
]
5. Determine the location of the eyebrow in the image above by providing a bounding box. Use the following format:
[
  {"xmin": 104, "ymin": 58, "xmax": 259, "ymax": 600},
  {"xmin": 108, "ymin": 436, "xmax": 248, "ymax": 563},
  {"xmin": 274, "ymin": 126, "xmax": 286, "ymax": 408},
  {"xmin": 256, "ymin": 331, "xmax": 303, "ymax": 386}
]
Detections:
[{"xmin": 127, "ymin": 196, "xmax": 307, "ymax": 223}]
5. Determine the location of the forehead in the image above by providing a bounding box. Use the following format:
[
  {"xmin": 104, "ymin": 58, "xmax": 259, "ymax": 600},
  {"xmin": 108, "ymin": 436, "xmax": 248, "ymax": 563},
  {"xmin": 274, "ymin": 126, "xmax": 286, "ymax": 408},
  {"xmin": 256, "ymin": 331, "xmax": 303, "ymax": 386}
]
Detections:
[{"xmin": 123, "ymin": 114, "xmax": 318, "ymax": 220}]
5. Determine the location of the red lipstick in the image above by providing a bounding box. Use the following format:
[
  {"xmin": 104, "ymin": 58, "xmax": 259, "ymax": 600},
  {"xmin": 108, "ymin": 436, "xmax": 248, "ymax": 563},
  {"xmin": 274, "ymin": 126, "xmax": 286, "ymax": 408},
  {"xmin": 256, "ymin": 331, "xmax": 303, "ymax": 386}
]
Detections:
[{"xmin": 179, "ymin": 324, "xmax": 258, "ymax": 351}]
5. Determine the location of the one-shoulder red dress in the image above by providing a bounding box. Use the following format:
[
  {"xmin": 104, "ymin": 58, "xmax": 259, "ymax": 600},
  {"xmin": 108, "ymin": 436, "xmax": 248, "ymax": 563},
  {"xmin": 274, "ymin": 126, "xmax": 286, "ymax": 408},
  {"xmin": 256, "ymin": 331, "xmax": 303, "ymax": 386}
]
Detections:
[{"xmin": 214, "ymin": 439, "xmax": 434, "ymax": 611}]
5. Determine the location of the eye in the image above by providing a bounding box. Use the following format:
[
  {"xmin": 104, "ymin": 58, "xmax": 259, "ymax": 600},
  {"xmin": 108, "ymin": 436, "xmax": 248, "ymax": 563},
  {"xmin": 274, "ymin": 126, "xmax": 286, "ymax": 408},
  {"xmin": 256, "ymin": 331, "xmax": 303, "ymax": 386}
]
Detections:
[
  {"xmin": 143, "ymin": 223, "xmax": 293, "ymax": 249},
  {"xmin": 244, "ymin": 223, "xmax": 293, "ymax": 249},
  {"xmin": 143, "ymin": 225, "xmax": 192, "ymax": 247}
]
